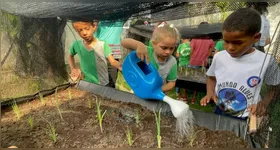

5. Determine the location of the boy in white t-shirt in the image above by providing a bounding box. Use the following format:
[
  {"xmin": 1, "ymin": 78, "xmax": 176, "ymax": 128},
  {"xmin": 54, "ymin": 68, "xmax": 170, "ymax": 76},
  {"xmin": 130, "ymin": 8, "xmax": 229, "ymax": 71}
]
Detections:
[{"xmin": 200, "ymin": 8, "xmax": 280, "ymax": 120}]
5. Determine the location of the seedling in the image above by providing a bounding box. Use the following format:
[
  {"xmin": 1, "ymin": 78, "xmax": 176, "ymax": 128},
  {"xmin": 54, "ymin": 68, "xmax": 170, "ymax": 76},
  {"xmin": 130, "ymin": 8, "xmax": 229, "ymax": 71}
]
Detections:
[
  {"xmin": 11, "ymin": 101, "xmax": 21, "ymax": 119},
  {"xmin": 125, "ymin": 126, "xmax": 133, "ymax": 146},
  {"xmin": 135, "ymin": 109, "xmax": 140, "ymax": 126},
  {"xmin": 27, "ymin": 115, "xmax": 34, "ymax": 129},
  {"xmin": 45, "ymin": 120, "xmax": 57, "ymax": 143},
  {"xmin": 96, "ymin": 99, "xmax": 107, "ymax": 133},
  {"xmin": 68, "ymin": 88, "xmax": 72, "ymax": 100},
  {"xmin": 55, "ymin": 88, "xmax": 63, "ymax": 120},
  {"xmin": 188, "ymin": 129, "xmax": 203, "ymax": 147},
  {"xmin": 39, "ymin": 92, "xmax": 45, "ymax": 105},
  {"xmin": 88, "ymin": 97, "xmax": 92, "ymax": 109},
  {"xmin": 153, "ymin": 108, "xmax": 162, "ymax": 148}
]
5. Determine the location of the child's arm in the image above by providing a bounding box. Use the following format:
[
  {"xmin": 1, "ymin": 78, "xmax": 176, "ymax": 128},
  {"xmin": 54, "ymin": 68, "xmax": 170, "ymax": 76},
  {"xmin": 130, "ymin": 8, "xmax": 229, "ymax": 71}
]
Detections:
[
  {"xmin": 248, "ymin": 85, "xmax": 277, "ymax": 116},
  {"xmin": 68, "ymin": 54, "xmax": 81, "ymax": 79},
  {"xmin": 107, "ymin": 54, "xmax": 122, "ymax": 71},
  {"xmin": 200, "ymin": 76, "xmax": 217, "ymax": 106},
  {"xmin": 175, "ymin": 44, "xmax": 181, "ymax": 58},
  {"xmin": 248, "ymin": 57, "xmax": 280, "ymax": 116},
  {"xmin": 162, "ymin": 81, "xmax": 176, "ymax": 92},
  {"xmin": 121, "ymin": 38, "xmax": 149, "ymax": 64}
]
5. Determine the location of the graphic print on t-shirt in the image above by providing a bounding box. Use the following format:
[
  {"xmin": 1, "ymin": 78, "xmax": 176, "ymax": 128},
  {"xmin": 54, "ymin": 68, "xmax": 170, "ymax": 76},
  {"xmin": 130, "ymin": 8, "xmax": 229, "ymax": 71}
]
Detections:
[
  {"xmin": 217, "ymin": 88, "xmax": 247, "ymax": 116},
  {"xmin": 180, "ymin": 47, "xmax": 191, "ymax": 57},
  {"xmin": 247, "ymin": 76, "xmax": 261, "ymax": 88}
]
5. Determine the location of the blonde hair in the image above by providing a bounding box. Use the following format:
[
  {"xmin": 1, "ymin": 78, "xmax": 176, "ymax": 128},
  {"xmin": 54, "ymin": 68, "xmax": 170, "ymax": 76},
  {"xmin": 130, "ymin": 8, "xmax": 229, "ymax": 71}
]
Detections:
[{"xmin": 152, "ymin": 24, "xmax": 181, "ymax": 44}]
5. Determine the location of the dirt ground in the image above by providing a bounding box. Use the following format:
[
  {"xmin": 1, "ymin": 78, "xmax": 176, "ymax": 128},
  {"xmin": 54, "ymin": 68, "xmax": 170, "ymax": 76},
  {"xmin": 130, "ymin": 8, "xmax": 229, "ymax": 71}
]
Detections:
[{"xmin": 1, "ymin": 88, "xmax": 249, "ymax": 148}]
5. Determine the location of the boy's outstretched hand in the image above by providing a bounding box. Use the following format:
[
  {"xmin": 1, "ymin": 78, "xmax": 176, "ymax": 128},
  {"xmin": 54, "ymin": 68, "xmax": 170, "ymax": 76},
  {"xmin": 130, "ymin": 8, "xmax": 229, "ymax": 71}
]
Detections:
[
  {"xmin": 136, "ymin": 42, "xmax": 150, "ymax": 64},
  {"xmin": 200, "ymin": 95, "xmax": 217, "ymax": 106},
  {"xmin": 70, "ymin": 68, "xmax": 82, "ymax": 82}
]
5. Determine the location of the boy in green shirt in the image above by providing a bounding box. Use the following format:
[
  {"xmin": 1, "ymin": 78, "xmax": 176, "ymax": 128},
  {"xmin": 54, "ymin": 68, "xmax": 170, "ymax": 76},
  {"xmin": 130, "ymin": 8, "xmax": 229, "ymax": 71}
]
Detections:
[
  {"xmin": 214, "ymin": 39, "xmax": 224, "ymax": 55},
  {"xmin": 68, "ymin": 20, "xmax": 122, "ymax": 87},
  {"xmin": 175, "ymin": 38, "xmax": 191, "ymax": 102}
]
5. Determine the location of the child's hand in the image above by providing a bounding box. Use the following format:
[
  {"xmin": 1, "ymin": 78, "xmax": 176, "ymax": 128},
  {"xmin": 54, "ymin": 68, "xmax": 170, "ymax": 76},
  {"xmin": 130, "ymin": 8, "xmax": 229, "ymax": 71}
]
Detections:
[
  {"xmin": 248, "ymin": 100, "xmax": 270, "ymax": 117},
  {"xmin": 70, "ymin": 68, "xmax": 81, "ymax": 81},
  {"xmin": 136, "ymin": 42, "xmax": 150, "ymax": 64},
  {"xmin": 247, "ymin": 104, "xmax": 257, "ymax": 116},
  {"xmin": 200, "ymin": 94, "xmax": 217, "ymax": 106}
]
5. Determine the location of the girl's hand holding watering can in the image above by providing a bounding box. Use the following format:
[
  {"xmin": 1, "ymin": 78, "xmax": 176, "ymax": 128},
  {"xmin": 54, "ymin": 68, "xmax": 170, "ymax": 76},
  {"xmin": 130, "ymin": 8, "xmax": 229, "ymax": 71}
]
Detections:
[{"xmin": 135, "ymin": 42, "xmax": 150, "ymax": 64}]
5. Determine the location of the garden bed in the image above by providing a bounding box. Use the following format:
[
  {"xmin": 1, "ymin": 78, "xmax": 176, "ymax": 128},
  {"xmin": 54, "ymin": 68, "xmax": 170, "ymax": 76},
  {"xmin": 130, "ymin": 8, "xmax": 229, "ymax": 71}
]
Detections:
[{"xmin": 1, "ymin": 88, "xmax": 249, "ymax": 148}]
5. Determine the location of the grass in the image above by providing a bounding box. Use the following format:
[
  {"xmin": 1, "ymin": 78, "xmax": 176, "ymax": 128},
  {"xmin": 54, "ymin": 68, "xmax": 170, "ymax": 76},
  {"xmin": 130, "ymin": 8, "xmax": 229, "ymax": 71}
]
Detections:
[
  {"xmin": 153, "ymin": 108, "xmax": 162, "ymax": 148},
  {"xmin": 96, "ymin": 98, "xmax": 107, "ymax": 133},
  {"xmin": 45, "ymin": 120, "xmax": 57, "ymax": 143},
  {"xmin": 27, "ymin": 115, "xmax": 34, "ymax": 129},
  {"xmin": 55, "ymin": 88, "xmax": 63, "ymax": 121},
  {"xmin": 11, "ymin": 101, "xmax": 21, "ymax": 119},
  {"xmin": 188, "ymin": 129, "xmax": 203, "ymax": 147},
  {"xmin": 39, "ymin": 92, "xmax": 45, "ymax": 105},
  {"xmin": 68, "ymin": 87, "xmax": 72, "ymax": 100},
  {"xmin": 125, "ymin": 126, "xmax": 133, "ymax": 147},
  {"xmin": 135, "ymin": 109, "xmax": 141, "ymax": 127},
  {"xmin": 88, "ymin": 96, "xmax": 92, "ymax": 109}
]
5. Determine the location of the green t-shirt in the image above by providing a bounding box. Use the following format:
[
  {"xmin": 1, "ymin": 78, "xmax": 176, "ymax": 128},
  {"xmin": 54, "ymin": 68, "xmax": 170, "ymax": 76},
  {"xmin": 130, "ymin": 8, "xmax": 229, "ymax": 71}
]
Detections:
[
  {"xmin": 215, "ymin": 40, "xmax": 224, "ymax": 52},
  {"xmin": 69, "ymin": 39, "xmax": 112, "ymax": 85},
  {"xmin": 176, "ymin": 42, "xmax": 191, "ymax": 67},
  {"xmin": 148, "ymin": 40, "xmax": 153, "ymax": 48},
  {"xmin": 147, "ymin": 46, "xmax": 177, "ymax": 84}
]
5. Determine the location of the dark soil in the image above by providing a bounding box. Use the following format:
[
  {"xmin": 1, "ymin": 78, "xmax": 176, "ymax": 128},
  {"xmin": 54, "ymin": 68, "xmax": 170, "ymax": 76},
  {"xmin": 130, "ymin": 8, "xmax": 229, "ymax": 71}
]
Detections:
[{"xmin": 1, "ymin": 88, "xmax": 249, "ymax": 148}]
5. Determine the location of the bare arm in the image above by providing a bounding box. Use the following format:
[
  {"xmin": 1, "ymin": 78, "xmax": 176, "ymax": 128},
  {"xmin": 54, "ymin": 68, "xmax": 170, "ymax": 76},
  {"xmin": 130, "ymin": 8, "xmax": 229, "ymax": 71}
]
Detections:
[
  {"xmin": 206, "ymin": 76, "xmax": 216, "ymax": 96},
  {"xmin": 121, "ymin": 38, "xmax": 145, "ymax": 51},
  {"xmin": 68, "ymin": 54, "xmax": 76, "ymax": 71},
  {"xmin": 200, "ymin": 76, "xmax": 217, "ymax": 106},
  {"xmin": 107, "ymin": 54, "xmax": 122, "ymax": 71},
  {"xmin": 209, "ymin": 47, "xmax": 213, "ymax": 57},
  {"xmin": 68, "ymin": 54, "xmax": 81, "ymax": 80},
  {"xmin": 121, "ymin": 38, "xmax": 149, "ymax": 63},
  {"xmin": 248, "ymin": 85, "xmax": 277, "ymax": 116},
  {"xmin": 162, "ymin": 81, "xmax": 176, "ymax": 92}
]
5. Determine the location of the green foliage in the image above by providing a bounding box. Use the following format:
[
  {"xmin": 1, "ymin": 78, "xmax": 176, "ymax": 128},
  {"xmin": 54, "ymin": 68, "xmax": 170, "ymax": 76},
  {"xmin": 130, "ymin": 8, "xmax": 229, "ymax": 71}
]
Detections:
[
  {"xmin": 0, "ymin": 12, "xmax": 20, "ymax": 38},
  {"xmin": 153, "ymin": 108, "xmax": 162, "ymax": 148},
  {"xmin": 11, "ymin": 101, "xmax": 21, "ymax": 119},
  {"xmin": 27, "ymin": 115, "xmax": 34, "ymax": 129},
  {"xmin": 96, "ymin": 98, "xmax": 107, "ymax": 133}
]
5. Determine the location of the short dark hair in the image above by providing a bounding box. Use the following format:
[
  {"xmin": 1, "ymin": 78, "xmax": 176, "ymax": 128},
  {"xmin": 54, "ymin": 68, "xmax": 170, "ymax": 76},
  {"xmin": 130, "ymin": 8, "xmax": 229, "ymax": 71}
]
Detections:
[
  {"xmin": 223, "ymin": 8, "xmax": 261, "ymax": 36},
  {"xmin": 246, "ymin": 2, "xmax": 269, "ymax": 15}
]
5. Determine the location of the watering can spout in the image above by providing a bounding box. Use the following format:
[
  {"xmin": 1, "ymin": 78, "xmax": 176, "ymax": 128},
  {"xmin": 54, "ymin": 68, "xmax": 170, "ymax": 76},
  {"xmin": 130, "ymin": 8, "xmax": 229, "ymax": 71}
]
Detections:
[{"xmin": 163, "ymin": 96, "xmax": 189, "ymax": 118}]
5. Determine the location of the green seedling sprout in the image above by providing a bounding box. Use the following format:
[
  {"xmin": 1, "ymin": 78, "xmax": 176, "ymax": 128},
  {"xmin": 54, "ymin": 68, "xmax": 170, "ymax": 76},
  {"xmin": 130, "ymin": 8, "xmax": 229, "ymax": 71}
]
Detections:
[
  {"xmin": 39, "ymin": 92, "xmax": 45, "ymax": 105},
  {"xmin": 11, "ymin": 101, "xmax": 21, "ymax": 119},
  {"xmin": 55, "ymin": 88, "xmax": 63, "ymax": 120},
  {"xmin": 96, "ymin": 98, "xmax": 107, "ymax": 133},
  {"xmin": 125, "ymin": 126, "xmax": 133, "ymax": 147},
  {"xmin": 45, "ymin": 119, "xmax": 57, "ymax": 143},
  {"xmin": 68, "ymin": 87, "xmax": 72, "ymax": 100},
  {"xmin": 27, "ymin": 115, "xmax": 34, "ymax": 129},
  {"xmin": 88, "ymin": 96, "xmax": 92, "ymax": 109},
  {"xmin": 188, "ymin": 129, "xmax": 203, "ymax": 147},
  {"xmin": 153, "ymin": 108, "xmax": 162, "ymax": 148},
  {"xmin": 135, "ymin": 109, "xmax": 140, "ymax": 126}
]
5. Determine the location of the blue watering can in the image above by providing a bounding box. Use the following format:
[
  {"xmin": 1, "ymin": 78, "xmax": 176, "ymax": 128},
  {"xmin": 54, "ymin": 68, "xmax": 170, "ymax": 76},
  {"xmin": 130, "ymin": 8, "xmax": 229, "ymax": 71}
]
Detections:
[{"xmin": 122, "ymin": 51, "xmax": 190, "ymax": 118}]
